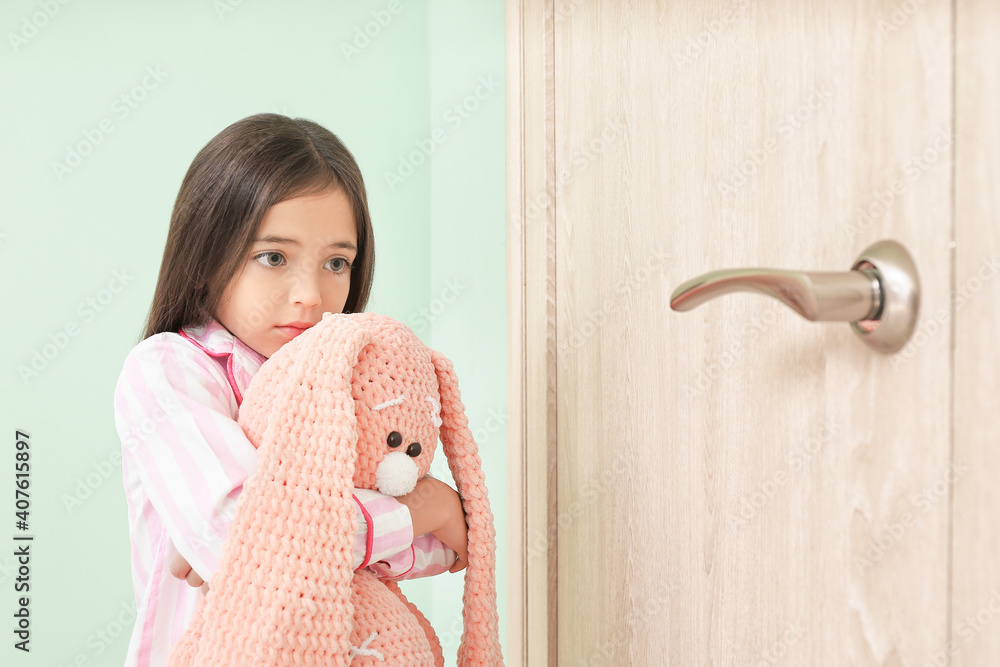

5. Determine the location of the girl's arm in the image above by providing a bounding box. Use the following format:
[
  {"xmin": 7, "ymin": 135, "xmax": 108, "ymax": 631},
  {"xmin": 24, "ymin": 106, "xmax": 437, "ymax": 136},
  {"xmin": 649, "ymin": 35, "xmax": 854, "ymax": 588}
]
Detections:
[
  {"xmin": 367, "ymin": 475, "xmax": 470, "ymax": 580},
  {"xmin": 397, "ymin": 475, "xmax": 468, "ymax": 568}
]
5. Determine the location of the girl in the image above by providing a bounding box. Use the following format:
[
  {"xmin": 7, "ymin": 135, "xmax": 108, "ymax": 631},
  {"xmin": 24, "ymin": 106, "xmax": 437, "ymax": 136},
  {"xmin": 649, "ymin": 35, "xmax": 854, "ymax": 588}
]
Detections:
[{"xmin": 113, "ymin": 114, "xmax": 468, "ymax": 667}]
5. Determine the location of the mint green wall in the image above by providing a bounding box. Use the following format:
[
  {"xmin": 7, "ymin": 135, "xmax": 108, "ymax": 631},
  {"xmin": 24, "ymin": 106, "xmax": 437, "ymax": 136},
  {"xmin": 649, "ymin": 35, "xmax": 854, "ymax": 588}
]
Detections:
[
  {"xmin": 0, "ymin": 2, "xmax": 504, "ymax": 665},
  {"xmin": 408, "ymin": 0, "xmax": 508, "ymax": 661}
]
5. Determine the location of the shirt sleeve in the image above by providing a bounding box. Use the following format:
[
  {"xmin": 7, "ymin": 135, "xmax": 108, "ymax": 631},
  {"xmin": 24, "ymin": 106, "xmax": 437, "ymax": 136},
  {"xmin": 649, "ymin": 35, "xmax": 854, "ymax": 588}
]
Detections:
[
  {"xmin": 352, "ymin": 488, "xmax": 416, "ymax": 569},
  {"xmin": 352, "ymin": 489, "xmax": 459, "ymax": 577},
  {"xmin": 114, "ymin": 334, "xmax": 405, "ymax": 581},
  {"xmin": 363, "ymin": 474, "xmax": 460, "ymax": 580},
  {"xmin": 368, "ymin": 533, "xmax": 458, "ymax": 581}
]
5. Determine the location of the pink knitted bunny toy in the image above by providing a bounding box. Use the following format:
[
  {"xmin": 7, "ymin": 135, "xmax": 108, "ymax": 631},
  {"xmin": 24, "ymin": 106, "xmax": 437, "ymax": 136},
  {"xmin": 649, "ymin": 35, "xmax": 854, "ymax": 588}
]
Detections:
[{"xmin": 166, "ymin": 312, "xmax": 503, "ymax": 666}]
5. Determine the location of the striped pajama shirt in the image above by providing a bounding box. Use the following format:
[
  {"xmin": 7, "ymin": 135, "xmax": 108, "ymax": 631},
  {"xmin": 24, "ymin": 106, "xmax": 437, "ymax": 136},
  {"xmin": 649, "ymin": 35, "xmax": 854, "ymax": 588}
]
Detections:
[{"xmin": 113, "ymin": 319, "xmax": 455, "ymax": 667}]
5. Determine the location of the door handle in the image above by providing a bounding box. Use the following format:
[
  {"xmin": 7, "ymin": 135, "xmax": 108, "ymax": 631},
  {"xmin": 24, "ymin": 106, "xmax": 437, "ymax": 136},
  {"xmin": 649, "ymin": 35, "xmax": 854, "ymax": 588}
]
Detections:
[{"xmin": 669, "ymin": 240, "xmax": 920, "ymax": 353}]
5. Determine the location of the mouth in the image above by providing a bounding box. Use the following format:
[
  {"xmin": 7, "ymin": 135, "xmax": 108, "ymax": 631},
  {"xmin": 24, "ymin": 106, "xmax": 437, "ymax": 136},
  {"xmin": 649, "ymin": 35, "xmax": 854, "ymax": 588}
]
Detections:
[{"xmin": 275, "ymin": 321, "xmax": 314, "ymax": 338}]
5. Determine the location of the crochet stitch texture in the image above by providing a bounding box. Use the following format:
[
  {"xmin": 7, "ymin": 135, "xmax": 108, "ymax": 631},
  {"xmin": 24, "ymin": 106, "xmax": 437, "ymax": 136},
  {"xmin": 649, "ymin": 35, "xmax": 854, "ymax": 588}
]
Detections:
[{"xmin": 166, "ymin": 312, "xmax": 502, "ymax": 666}]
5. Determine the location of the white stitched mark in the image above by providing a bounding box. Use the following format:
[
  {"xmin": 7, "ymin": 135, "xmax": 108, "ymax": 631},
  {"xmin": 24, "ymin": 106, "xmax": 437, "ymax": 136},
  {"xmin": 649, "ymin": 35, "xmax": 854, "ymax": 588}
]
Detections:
[
  {"xmin": 371, "ymin": 395, "xmax": 406, "ymax": 411},
  {"xmin": 425, "ymin": 396, "xmax": 442, "ymax": 427},
  {"xmin": 349, "ymin": 631, "xmax": 385, "ymax": 661}
]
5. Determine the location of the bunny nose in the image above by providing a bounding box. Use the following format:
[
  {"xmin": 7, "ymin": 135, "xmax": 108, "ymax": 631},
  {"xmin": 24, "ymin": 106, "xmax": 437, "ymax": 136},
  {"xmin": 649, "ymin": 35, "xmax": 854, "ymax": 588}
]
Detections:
[
  {"xmin": 376, "ymin": 451, "xmax": 419, "ymax": 496},
  {"xmin": 406, "ymin": 442, "xmax": 421, "ymax": 458}
]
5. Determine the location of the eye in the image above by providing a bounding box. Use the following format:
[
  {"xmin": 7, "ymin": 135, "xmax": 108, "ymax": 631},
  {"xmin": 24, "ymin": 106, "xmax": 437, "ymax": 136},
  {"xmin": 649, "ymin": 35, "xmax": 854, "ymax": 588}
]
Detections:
[
  {"xmin": 252, "ymin": 251, "xmax": 284, "ymax": 268},
  {"xmin": 386, "ymin": 431, "xmax": 402, "ymax": 448},
  {"xmin": 325, "ymin": 257, "xmax": 352, "ymax": 274}
]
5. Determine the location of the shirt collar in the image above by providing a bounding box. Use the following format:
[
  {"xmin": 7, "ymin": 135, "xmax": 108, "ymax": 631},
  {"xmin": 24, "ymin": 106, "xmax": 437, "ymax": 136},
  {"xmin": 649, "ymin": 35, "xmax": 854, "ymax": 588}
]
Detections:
[{"xmin": 178, "ymin": 319, "xmax": 267, "ymax": 405}]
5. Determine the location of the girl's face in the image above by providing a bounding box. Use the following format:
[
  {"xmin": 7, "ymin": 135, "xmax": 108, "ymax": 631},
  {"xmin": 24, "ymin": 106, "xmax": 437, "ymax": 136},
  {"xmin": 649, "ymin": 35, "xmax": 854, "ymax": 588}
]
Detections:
[{"xmin": 214, "ymin": 187, "xmax": 358, "ymax": 358}]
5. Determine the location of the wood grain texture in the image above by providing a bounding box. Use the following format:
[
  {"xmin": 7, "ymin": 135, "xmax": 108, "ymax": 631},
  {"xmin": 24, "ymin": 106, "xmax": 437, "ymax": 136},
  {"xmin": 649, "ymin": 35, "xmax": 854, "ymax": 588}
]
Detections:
[
  {"xmin": 505, "ymin": 0, "xmax": 527, "ymax": 661},
  {"xmin": 507, "ymin": 0, "xmax": 558, "ymax": 664},
  {"xmin": 549, "ymin": 1, "xmax": 952, "ymax": 664},
  {"xmin": 952, "ymin": 1, "xmax": 1000, "ymax": 665}
]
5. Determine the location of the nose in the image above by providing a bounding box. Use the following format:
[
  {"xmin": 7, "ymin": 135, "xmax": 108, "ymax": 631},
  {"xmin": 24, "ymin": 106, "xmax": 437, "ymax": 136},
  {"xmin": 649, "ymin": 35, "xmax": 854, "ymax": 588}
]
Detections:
[
  {"xmin": 287, "ymin": 272, "xmax": 321, "ymax": 309},
  {"xmin": 406, "ymin": 442, "xmax": 421, "ymax": 458}
]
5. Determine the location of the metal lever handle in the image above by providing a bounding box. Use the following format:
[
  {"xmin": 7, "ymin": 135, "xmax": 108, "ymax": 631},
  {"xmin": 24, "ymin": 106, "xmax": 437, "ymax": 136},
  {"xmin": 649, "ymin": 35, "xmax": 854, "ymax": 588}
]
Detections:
[
  {"xmin": 670, "ymin": 269, "xmax": 881, "ymax": 322},
  {"xmin": 669, "ymin": 240, "xmax": 920, "ymax": 353}
]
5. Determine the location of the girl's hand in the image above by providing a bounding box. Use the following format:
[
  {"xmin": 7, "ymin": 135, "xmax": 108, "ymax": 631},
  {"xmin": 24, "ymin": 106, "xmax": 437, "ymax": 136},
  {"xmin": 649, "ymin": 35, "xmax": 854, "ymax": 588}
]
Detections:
[
  {"xmin": 396, "ymin": 476, "xmax": 469, "ymax": 571},
  {"xmin": 169, "ymin": 553, "xmax": 210, "ymax": 594}
]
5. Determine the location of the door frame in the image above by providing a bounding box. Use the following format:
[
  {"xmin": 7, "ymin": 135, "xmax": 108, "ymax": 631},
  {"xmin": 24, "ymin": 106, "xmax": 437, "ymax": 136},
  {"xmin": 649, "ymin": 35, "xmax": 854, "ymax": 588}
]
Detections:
[{"xmin": 507, "ymin": 0, "xmax": 555, "ymax": 664}]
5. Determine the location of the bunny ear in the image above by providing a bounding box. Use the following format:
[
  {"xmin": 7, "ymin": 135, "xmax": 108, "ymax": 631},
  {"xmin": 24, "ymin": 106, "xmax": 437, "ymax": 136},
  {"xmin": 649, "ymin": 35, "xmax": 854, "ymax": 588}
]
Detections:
[
  {"xmin": 431, "ymin": 350, "xmax": 504, "ymax": 666},
  {"xmin": 229, "ymin": 313, "xmax": 378, "ymax": 665}
]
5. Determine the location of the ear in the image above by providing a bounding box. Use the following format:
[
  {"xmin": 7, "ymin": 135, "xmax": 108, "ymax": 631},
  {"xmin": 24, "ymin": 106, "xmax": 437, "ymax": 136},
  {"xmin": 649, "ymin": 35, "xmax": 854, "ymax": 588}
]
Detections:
[
  {"xmin": 233, "ymin": 312, "xmax": 378, "ymax": 664},
  {"xmin": 431, "ymin": 350, "xmax": 503, "ymax": 665},
  {"xmin": 241, "ymin": 312, "xmax": 378, "ymax": 477}
]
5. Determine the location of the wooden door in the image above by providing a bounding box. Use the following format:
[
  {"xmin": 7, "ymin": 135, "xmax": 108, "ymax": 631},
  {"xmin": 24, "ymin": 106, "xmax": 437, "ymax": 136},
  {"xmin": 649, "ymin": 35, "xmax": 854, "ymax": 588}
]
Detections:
[{"xmin": 507, "ymin": 0, "xmax": 1000, "ymax": 665}]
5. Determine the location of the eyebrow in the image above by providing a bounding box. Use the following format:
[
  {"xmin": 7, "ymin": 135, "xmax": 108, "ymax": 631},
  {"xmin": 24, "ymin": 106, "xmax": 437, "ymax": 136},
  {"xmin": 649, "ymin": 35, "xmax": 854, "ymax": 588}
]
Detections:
[
  {"xmin": 371, "ymin": 396, "xmax": 406, "ymax": 411},
  {"xmin": 253, "ymin": 235, "xmax": 357, "ymax": 252}
]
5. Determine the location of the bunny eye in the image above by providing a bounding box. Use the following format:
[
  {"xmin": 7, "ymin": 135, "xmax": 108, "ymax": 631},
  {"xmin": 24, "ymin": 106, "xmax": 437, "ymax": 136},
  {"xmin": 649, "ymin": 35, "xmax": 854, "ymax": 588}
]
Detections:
[{"xmin": 387, "ymin": 431, "xmax": 402, "ymax": 448}]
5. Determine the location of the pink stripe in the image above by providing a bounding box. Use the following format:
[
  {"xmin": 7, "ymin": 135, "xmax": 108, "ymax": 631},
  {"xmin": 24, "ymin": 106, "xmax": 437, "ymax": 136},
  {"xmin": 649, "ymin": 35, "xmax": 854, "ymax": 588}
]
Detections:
[
  {"xmin": 392, "ymin": 546, "xmax": 417, "ymax": 579},
  {"xmin": 362, "ymin": 494, "xmax": 407, "ymax": 516},
  {"xmin": 172, "ymin": 582, "xmax": 192, "ymax": 645},
  {"xmin": 122, "ymin": 465, "xmax": 156, "ymax": 588},
  {"xmin": 358, "ymin": 493, "xmax": 410, "ymax": 561},
  {"xmin": 136, "ymin": 534, "xmax": 165, "ymax": 667},
  {"xmin": 117, "ymin": 411, "xmax": 150, "ymax": 587},
  {"xmin": 372, "ymin": 526, "xmax": 412, "ymax": 560},
  {"xmin": 120, "ymin": 463, "xmax": 136, "ymax": 528},
  {"xmin": 129, "ymin": 498, "xmax": 156, "ymax": 586},
  {"xmin": 414, "ymin": 533, "xmax": 454, "ymax": 574},
  {"xmin": 115, "ymin": 372, "xmax": 142, "ymax": 460}
]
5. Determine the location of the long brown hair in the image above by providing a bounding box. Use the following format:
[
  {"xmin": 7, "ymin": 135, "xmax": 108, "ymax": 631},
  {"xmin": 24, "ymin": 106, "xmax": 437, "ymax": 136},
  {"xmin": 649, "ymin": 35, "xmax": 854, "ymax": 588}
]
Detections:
[{"xmin": 140, "ymin": 113, "xmax": 375, "ymax": 340}]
